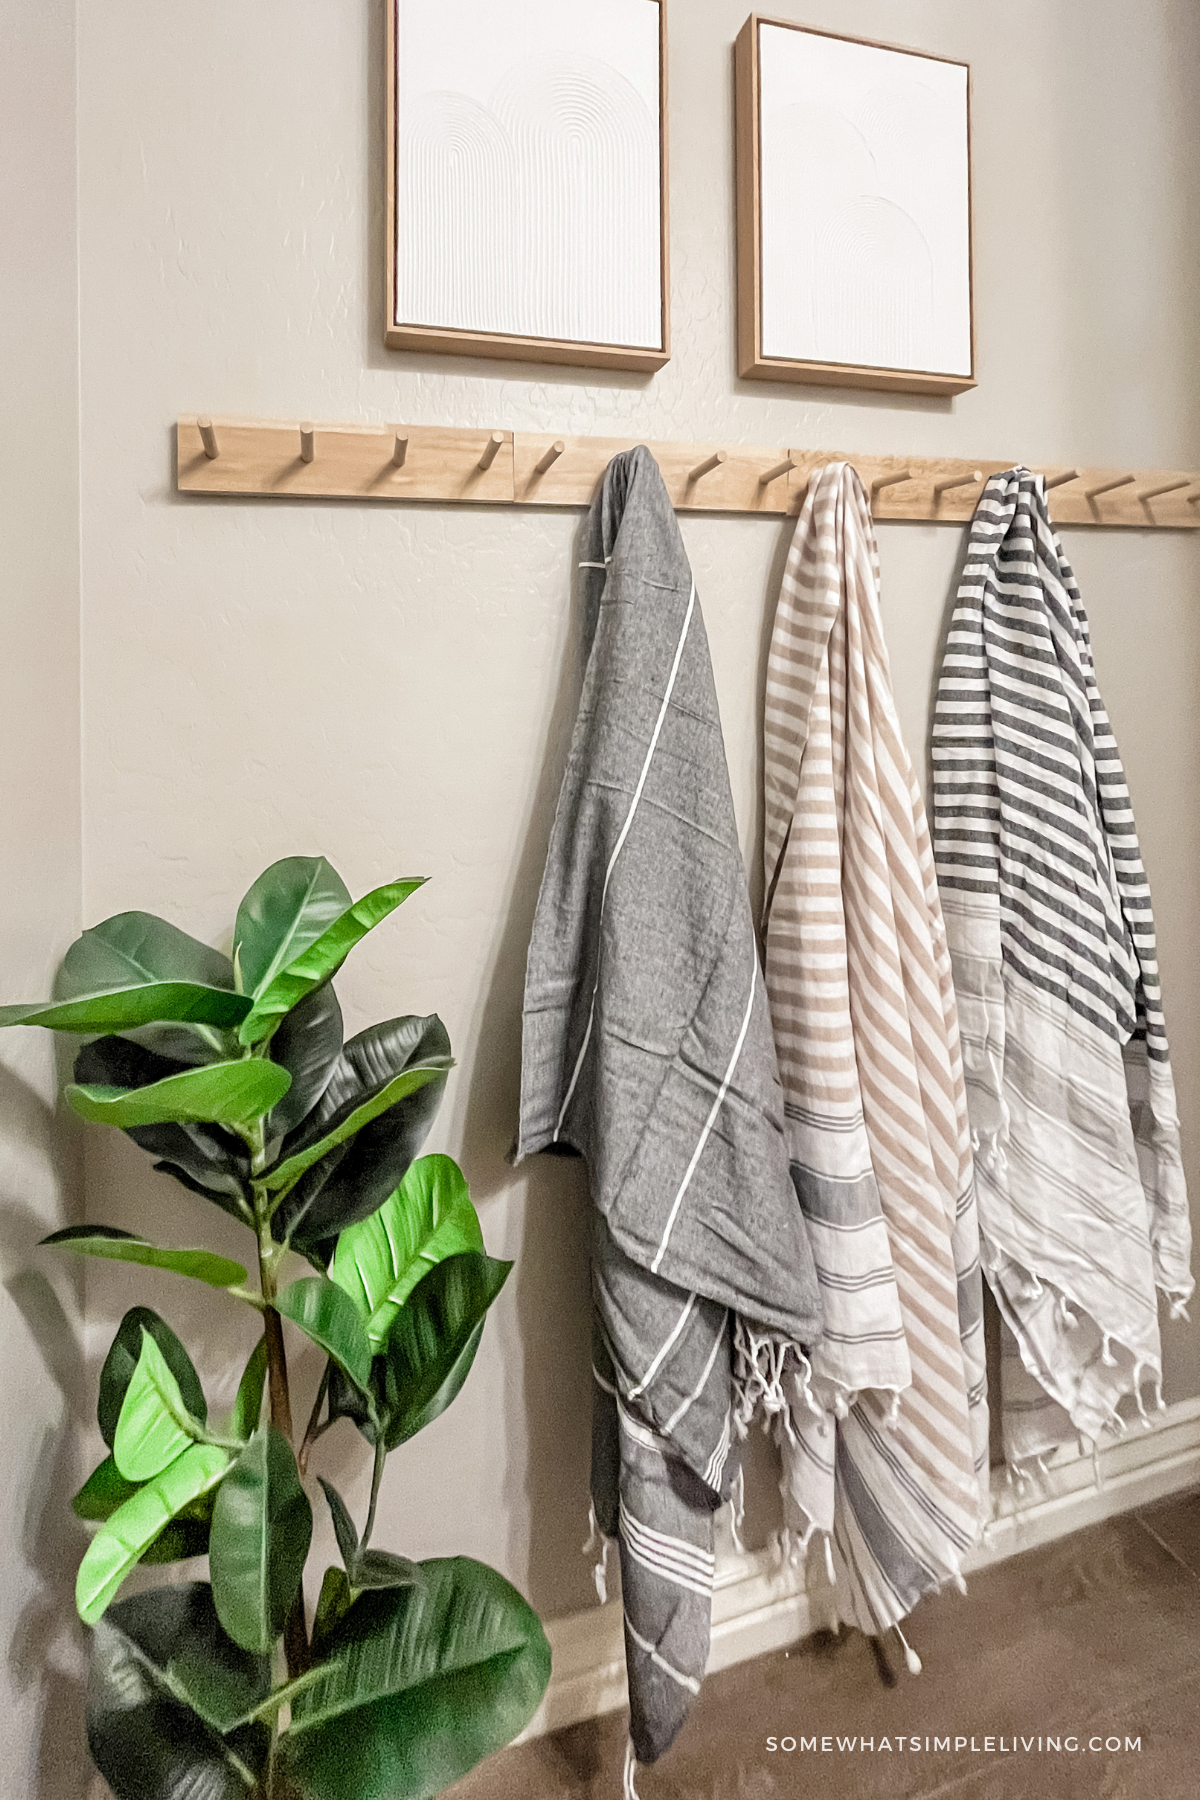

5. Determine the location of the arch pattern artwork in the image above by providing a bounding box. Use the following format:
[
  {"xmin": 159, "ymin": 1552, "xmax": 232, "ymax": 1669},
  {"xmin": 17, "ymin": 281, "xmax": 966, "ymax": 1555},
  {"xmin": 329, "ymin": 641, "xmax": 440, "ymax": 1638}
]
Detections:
[
  {"xmin": 737, "ymin": 17, "xmax": 974, "ymax": 397},
  {"xmin": 388, "ymin": 0, "xmax": 668, "ymax": 371}
]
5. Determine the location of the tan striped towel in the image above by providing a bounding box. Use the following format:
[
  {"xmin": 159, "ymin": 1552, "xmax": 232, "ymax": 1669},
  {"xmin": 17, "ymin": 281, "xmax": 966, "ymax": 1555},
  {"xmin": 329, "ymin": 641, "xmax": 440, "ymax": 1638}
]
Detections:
[{"xmin": 760, "ymin": 462, "xmax": 988, "ymax": 1632}]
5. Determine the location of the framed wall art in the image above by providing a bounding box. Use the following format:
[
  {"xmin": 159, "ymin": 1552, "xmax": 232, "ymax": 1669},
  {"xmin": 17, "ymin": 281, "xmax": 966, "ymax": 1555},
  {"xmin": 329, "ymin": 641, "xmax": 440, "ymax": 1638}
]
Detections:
[
  {"xmin": 735, "ymin": 16, "xmax": 974, "ymax": 396},
  {"xmin": 386, "ymin": 0, "xmax": 669, "ymax": 372}
]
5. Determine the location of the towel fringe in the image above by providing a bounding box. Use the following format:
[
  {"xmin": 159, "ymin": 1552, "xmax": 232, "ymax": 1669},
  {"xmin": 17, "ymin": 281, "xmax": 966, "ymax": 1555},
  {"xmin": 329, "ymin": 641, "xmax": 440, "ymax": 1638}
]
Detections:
[
  {"xmin": 622, "ymin": 1737, "xmax": 640, "ymax": 1800},
  {"xmin": 582, "ymin": 1502, "xmax": 612, "ymax": 1604},
  {"xmin": 730, "ymin": 1465, "xmax": 746, "ymax": 1556}
]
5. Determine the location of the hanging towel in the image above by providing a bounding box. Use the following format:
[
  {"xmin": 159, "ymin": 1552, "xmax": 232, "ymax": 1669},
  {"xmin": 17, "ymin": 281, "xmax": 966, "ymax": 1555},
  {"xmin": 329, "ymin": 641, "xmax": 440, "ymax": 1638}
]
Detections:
[
  {"xmin": 761, "ymin": 462, "xmax": 988, "ymax": 1634},
  {"xmin": 931, "ymin": 467, "xmax": 1193, "ymax": 1465},
  {"xmin": 517, "ymin": 446, "xmax": 822, "ymax": 1763}
]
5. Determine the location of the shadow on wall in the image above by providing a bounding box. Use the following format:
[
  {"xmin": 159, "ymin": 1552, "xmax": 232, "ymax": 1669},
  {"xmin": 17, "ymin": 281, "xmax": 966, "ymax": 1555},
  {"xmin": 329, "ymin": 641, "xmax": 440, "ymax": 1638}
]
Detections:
[
  {"xmin": 0, "ymin": 1060, "xmax": 92, "ymax": 1800},
  {"xmin": 460, "ymin": 512, "xmax": 599, "ymax": 1619}
]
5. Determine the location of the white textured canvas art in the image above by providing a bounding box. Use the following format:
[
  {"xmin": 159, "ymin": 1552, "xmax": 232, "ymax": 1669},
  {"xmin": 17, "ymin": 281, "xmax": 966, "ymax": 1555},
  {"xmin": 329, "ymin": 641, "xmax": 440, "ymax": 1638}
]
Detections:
[
  {"xmin": 394, "ymin": 0, "xmax": 663, "ymax": 352},
  {"xmin": 758, "ymin": 23, "xmax": 971, "ymax": 378}
]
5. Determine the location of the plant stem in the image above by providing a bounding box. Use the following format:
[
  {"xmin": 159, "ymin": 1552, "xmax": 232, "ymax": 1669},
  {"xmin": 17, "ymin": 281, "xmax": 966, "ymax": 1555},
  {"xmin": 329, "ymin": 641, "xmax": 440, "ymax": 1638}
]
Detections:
[
  {"xmin": 297, "ymin": 1366, "xmax": 330, "ymax": 1478},
  {"xmin": 254, "ymin": 1180, "xmax": 309, "ymax": 1679},
  {"xmin": 362, "ymin": 1436, "xmax": 387, "ymax": 1550}
]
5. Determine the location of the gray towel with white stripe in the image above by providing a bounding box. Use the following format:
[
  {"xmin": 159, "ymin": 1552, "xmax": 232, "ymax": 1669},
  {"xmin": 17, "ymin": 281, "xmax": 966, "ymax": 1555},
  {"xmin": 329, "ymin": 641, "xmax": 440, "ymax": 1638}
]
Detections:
[
  {"xmin": 932, "ymin": 468, "xmax": 1193, "ymax": 1465},
  {"xmin": 517, "ymin": 446, "xmax": 822, "ymax": 1763}
]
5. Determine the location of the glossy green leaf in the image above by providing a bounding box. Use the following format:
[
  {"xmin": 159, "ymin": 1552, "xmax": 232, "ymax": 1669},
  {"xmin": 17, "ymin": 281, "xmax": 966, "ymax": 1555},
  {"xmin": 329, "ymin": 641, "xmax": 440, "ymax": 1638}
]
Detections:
[
  {"xmin": 139, "ymin": 1515, "xmax": 212, "ymax": 1565},
  {"xmin": 330, "ymin": 1154, "xmax": 484, "ymax": 1353},
  {"xmin": 276, "ymin": 1277, "xmax": 372, "ymax": 1391},
  {"xmin": 266, "ymin": 979, "xmax": 344, "ymax": 1139},
  {"xmin": 210, "ymin": 1425, "xmax": 313, "ymax": 1654},
  {"xmin": 317, "ymin": 1478, "xmax": 423, "ymax": 1594},
  {"xmin": 41, "ymin": 1224, "xmax": 247, "ymax": 1289},
  {"xmin": 87, "ymin": 1583, "xmax": 270, "ymax": 1800},
  {"xmin": 230, "ymin": 1338, "xmax": 268, "ymax": 1441},
  {"xmin": 233, "ymin": 857, "xmax": 352, "ymax": 1001},
  {"xmin": 99, "ymin": 1308, "xmax": 208, "ymax": 1448},
  {"xmin": 77, "ymin": 1444, "xmax": 231, "ymax": 1625},
  {"xmin": 276, "ymin": 1559, "xmax": 551, "ymax": 1800},
  {"xmin": 264, "ymin": 1065, "xmax": 445, "ymax": 1200},
  {"xmin": 0, "ymin": 987, "xmax": 250, "ymax": 1034},
  {"xmin": 114, "ymin": 1331, "xmax": 207, "ymax": 1482},
  {"xmin": 73, "ymin": 1455, "xmax": 140, "ymax": 1522},
  {"xmin": 328, "ymin": 1253, "xmax": 510, "ymax": 1452},
  {"xmin": 74, "ymin": 1035, "xmax": 252, "ymax": 1214},
  {"xmin": 239, "ymin": 875, "xmax": 426, "ymax": 1047},
  {"xmin": 269, "ymin": 1015, "xmax": 452, "ymax": 1252},
  {"xmin": 67, "ymin": 1057, "xmax": 291, "ymax": 1131},
  {"xmin": 57, "ymin": 910, "xmax": 237, "ymax": 999},
  {"xmin": 0, "ymin": 912, "xmax": 251, "ymax": 1034},
  {"xmin": 73, "ymin": 1455, "xmax": 212, "ymax": 1561},
  {"xmin": 312, "ymin": 1567, "xmax": 355, "ymax": 1655}
]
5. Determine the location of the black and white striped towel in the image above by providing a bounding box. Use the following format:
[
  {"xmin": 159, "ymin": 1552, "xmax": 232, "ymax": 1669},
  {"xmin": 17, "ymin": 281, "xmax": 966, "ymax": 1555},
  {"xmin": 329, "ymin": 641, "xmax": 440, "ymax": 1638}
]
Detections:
[{"xmin": 931, "ymin": 468, "xmax": 1192, "ymax": 1464}]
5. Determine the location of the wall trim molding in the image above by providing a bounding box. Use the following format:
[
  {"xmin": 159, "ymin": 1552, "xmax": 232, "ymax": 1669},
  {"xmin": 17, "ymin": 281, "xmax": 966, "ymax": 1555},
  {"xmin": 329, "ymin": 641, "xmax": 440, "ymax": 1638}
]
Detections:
[{"xmin": 520, "ymin": 1396, "xmax": 1200, "ymax": 1742}]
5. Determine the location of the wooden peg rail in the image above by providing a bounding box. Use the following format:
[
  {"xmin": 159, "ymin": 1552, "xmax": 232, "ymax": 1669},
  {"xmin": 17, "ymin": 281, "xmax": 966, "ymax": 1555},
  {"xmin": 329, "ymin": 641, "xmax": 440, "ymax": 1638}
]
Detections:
[{"xmin": 177, "ymin": 419, "xmax": 1200, "ymax": 529}]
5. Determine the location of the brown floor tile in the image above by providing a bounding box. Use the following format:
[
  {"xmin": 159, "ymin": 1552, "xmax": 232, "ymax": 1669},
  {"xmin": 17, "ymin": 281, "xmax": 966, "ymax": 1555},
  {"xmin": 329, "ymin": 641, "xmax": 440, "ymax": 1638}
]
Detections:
[{"xmin": 450, "ymin": 1502, "xmax": 1200, "ymax": 1800}]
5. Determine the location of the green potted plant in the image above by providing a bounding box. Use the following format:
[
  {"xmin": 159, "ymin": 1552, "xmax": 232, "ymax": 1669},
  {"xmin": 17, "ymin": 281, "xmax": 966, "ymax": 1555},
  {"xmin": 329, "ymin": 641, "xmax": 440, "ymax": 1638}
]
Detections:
[{"xmin": 1, "ymin": 856, "xmax": 550, "ymax": 1800}]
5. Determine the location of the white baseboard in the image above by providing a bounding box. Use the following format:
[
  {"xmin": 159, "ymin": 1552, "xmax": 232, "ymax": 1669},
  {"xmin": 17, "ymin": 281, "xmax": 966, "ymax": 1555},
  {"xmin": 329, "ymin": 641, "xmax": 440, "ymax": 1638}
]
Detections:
[{"xmin": 520, "ymin": 1396, "xmax": 1200, "ymax": 1743}]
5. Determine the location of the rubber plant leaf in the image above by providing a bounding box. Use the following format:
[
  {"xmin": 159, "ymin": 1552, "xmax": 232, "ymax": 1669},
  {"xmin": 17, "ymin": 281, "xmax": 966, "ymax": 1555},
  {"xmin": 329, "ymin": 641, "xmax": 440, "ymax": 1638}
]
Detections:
[
  {"xmin": 87, "ymin": 1583, "xmax": 271, "ymax": 1800},
  {"xmin": 317, "ymin": 1479, "xmax": 423, "ymax": 1593},
  {"xmin": 77, "ymin": 1443, "xmax": 231, "ymax": 1625},
  {"xmin": 229, "ymin": 1338, "xmax": 268, "ymax": 1441},
  {"xmin": 41, "ymin": 1224, "xmax": 247, "ymax": 1290},
  {"xmin": 74, "ymin": 1035, "xmax": 251, "ymax": 1212},
  {"xmin": 67, "ymin": 1057, "xmax": 291, "ymax": 1131},
  {"xmin": 98, "ymin": 1308, "xmax": 207, "ymax": 1449},
  {"xmin": 73, "ymin": 1455, "xmax": 140, "ymax": 1522},
  {"xmin": 0, "ymin": 910, "xmax": 251, "ymax": 1034},
  {"xmin": 265, "ymin": 979, "xmax": 344, "ymax": 1140},
  {"xmin": 327, "ymin": 1252, "xmax": 511, "ymax": 1452},
  {"xmin": 209, "ymin": 1425, "xmax": 313, "ymax": 1654},
  {"xmin": 275, "ymin": 1277, "xmax": 373, "ymax": 1392},
  {"xmin": 274, "ymin": 1559, "xmax": 551, "ymax": 1800},
  {"xmin": 268, "ymin": 1015, "xmax": 452, "ymax": 1252},
  {"xmin": 113, "ymin": 1329, "xmax": 209, "ymax": 1483},
  {"xmin": 232, "ymin": 857, "xmax": 353, "ymax": 1000},
  {"xmin": 238, "ymin": 870, "xmax": 426, "ymax": 1047},
  {"xmin": 329, "ymin": 1154, "xmax": 484, "ymax": 1354}
]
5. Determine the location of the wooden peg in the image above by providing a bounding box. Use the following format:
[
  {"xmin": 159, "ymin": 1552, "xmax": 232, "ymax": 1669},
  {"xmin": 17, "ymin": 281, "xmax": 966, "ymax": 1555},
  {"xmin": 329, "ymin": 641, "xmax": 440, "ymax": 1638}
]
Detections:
[
  {"xmin": 934, "ymin": 469, "xmax": 983, "ymax": 497},
  {"xmin": 198, "ymin": 417, "xmax": 219, "ymax": 460},
  {"xmin": 392, "ymin": 432, "xmax": 409, "ymax": 469},
  {"xmin": 534, "ymin": 440, "xmax": 565, "ymax": 475},
  {"xmin": 1138, "ymin": 476, "xmax": 1189, "ymax": 502},
  {"xmin": 870, "ymin": 469, "xmax": 912, "ymax": 500},
  {"xmin": 759, "ymin": 456, "xmax": 795, "ymax": 487},
  {"xmin": 478, "ymin": 432, "xmax": 503, "ymax": 471},
  {"xmin": 689, "ymin": 450, "xmax": 727, "ymax": 482},
  {"xmin": 300, "ymin": 424, "xmax": 315, "ymax": 464},
  {"xmin": 1043, "ymin": 468, "xmax": 1080, "ymax": 490},
  {"xmin": 1085, "ymin": 472, "xmax": 1135, "ymax": 500}
]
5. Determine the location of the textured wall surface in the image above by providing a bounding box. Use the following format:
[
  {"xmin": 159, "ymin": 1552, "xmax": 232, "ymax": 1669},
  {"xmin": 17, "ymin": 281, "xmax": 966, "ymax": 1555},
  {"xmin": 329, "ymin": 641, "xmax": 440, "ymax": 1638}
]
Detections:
[
  {"xmin": 70, "ymin": 0, "xmax": 1200, "ymax": 1661},
  {"xmin": 0, "ymin": 2, "xmax": 89, "ymax": 1794}
]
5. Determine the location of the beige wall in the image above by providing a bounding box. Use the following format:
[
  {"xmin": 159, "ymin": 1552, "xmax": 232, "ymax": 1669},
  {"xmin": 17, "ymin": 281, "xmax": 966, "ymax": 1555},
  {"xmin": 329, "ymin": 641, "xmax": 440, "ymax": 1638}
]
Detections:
[
  {"xmin": 67, "ymin": 0, "xmax": 1200, "ymax": 1649},
  {"xmin": 0, "ymin": 1, "xmax": 88, "ymax": 1793}
]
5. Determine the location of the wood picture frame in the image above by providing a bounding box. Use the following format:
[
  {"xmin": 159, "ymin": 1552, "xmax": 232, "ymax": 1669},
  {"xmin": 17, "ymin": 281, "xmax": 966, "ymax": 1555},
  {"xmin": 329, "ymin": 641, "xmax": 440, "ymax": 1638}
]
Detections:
[
  {"xmin": 735, "ymin": 15, "xmax": 975, "ymax": 397},
  {"xmin": 385, "ymin": 0, "xmax": 670, "ymax": 373}
]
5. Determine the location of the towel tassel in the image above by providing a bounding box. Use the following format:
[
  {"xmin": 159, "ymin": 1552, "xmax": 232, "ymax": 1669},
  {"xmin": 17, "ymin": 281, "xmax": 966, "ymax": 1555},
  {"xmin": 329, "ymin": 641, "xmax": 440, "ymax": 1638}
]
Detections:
[
  {"xmin": 893, "ymin": 1622, "xmax": 922, "ymax": 1675},
  {"xmin": 1169, "ymin": 1297, "xmax": 1191, "ymax": 1323},
  {"xmin": 583, "ymin": 1503, "xmax": 612, "ymax": 1604},
  {"xmin": 822, "ymin": 1532, "xmax": 836, "ymax": 1588},
  {"xmin": 730, "ymin": 1465, "xmax": 746, "ymax": 1556},
  {"xmin": 622, "ymin": 1737, "xmax": 641, "ymax": 1800},
  {"xmin": 1100, "ymin": 1333, "xmax": 1117, "ymax": 1368}
]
